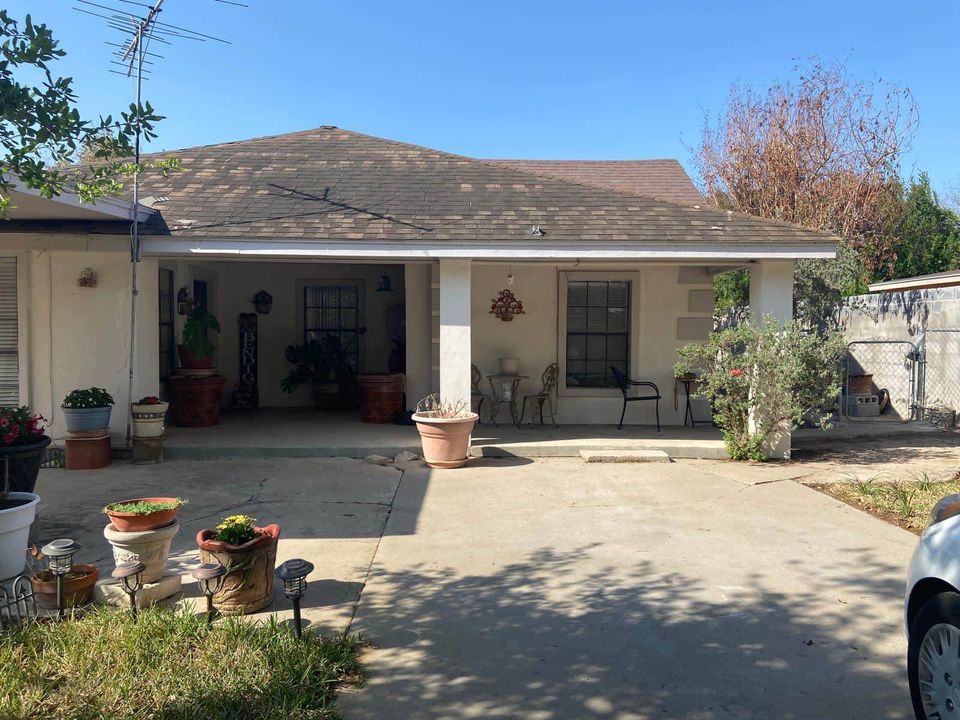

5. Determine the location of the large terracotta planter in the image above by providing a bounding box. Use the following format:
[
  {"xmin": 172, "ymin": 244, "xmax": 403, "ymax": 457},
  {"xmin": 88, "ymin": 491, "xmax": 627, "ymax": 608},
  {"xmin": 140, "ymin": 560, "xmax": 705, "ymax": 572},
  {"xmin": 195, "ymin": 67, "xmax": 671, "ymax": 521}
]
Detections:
[
  {"xmin": 412, "ymin": 412, "xmax": 479, "ymax": 469},
  {"xmin": 103, "ymin": 519, "xmax": 180, "ymax": 583},
  {"xmin": 357, "ymin": 373, "xmax": 403, "ymax": 423},
  {"xmin": 104, "ymin": 497, "xmax": 183, "ymax": 532},
  {"xmin": 31, "ymin": 564, "xmax": 99, "ymax": 609},
  {"xmin": 177, "ymin": 345, "xmax": 215, "ymax": 370},
  {"xmin": 197, "ymin": 524, "xmax": 280, "ymax": 615},
  {"xmin": 168, "ymin": 375, "xmax": 225, "ymax": 427},
  {"xmin": 0, "ymin": 492, "xmax": 40, "ymax": 580},
  {"xmin": 0, "ymin": 436, "xmax": 51, "ymax": 494}
]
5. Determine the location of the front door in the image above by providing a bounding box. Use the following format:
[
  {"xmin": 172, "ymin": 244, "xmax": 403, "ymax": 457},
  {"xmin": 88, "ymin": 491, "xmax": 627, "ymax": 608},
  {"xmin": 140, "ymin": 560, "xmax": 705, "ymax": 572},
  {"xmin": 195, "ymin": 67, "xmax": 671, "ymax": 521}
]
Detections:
[{"xmin": 303, "ymin": 284, "xmax": 362, "ymax": 373}]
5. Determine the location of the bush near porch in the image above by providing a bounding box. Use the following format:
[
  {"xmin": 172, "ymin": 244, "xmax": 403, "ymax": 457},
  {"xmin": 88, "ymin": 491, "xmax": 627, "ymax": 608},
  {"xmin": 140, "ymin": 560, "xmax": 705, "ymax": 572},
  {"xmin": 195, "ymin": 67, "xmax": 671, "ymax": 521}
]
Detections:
[{"xmin": 676, "ymin": 318, "xmax": 846, "ymax": 461}]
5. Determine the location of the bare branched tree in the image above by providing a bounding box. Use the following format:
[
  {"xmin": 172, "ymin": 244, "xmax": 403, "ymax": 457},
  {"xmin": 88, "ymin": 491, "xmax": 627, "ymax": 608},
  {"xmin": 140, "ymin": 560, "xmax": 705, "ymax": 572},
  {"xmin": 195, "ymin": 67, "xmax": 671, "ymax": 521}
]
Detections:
[{"xmin": 696, "ymin": 59, "xmax": 918, "ymax": 278}]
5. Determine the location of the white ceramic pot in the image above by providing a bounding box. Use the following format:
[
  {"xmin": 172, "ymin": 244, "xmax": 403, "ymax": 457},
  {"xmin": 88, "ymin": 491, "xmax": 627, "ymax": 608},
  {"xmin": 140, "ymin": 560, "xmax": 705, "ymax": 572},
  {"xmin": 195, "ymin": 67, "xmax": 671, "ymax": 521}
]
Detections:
[
  {"xmin": 103, "ymin": 518, "xmax": 180, "ymax": 583},
  {"xmin": 131, "ymin": 402, "xmax": 169, "ymax": 439},
  {"xmin": 499, "ymin": 357, "xmax": 519, "ymax": 375},
  {"xmin": 0, "ymin": 492, "xmax": 40, "ymax": 581}
]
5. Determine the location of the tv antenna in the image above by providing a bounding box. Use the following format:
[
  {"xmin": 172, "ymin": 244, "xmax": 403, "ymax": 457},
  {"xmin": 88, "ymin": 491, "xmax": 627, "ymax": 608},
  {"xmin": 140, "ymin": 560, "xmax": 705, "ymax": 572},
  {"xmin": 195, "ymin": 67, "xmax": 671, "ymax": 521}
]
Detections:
[{"xmin": 74, "ymin": 0, "xmax": 243, "ymax": 444}]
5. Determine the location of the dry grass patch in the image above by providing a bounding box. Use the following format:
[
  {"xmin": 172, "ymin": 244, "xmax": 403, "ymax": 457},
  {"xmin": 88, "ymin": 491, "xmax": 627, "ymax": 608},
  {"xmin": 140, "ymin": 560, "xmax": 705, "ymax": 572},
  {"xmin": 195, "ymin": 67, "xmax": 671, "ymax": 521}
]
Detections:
[
  {"xmin": 814, "ymin": 472, "xmax": 960, "ymax": 534},
  {"xmin": 0, "ymin": 606, "xmax": 363, "ymax": 720}
]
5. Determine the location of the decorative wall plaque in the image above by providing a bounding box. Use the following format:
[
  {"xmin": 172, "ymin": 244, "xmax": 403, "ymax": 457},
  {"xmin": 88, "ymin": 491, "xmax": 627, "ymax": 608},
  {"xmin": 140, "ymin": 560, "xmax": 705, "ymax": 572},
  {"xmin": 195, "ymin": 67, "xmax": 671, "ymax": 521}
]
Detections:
[{"xmin": 489, "ymin": 289, "xmax": 525, "ymax": 322}]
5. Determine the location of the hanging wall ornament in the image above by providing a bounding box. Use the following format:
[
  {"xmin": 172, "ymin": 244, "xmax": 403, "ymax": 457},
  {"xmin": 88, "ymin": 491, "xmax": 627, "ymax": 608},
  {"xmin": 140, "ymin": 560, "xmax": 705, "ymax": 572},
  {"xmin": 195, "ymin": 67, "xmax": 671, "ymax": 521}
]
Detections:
[{"xmin": 490, "ymin": 289, "xmax": 525, "ymax": 322}]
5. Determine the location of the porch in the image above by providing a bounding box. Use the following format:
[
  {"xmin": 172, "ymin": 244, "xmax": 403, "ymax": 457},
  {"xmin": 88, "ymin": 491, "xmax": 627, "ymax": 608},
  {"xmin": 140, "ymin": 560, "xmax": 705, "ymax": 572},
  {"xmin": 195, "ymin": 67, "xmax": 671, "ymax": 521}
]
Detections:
[{"xmin": 163, "ymin": 409, "xmax": 728, "ymax": 460}]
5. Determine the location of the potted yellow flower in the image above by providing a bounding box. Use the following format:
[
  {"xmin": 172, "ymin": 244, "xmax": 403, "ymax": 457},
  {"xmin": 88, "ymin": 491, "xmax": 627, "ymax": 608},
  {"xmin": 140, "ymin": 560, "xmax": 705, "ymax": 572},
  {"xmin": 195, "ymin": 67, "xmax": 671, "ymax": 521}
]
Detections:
[{"xmin": 196, "ymin": 514, "xmax": 280, "ymax": 615}]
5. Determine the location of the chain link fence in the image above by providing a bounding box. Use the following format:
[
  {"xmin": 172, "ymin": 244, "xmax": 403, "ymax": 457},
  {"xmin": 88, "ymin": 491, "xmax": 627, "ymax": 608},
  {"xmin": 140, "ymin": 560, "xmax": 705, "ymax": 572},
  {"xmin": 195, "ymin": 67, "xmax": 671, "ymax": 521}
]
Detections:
[
  {"xmin": 919, "ymin": 329, "xmax": 960, "ymax": 426},
  {"xmin": 843, "ymin": 340, "xmax": 920, "ymax": 422}
]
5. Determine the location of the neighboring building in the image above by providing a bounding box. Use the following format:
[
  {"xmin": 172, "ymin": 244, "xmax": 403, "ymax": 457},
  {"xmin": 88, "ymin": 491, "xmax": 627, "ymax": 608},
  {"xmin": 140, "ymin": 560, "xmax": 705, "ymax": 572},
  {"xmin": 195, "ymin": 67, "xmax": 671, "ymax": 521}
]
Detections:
[
  {"xmin": 868, "ymin": 270, "xmax": 960, "ymax": 294},
  {"xmin": 0, "ymin": 127, "xmax": 836, "ymax": 456}
]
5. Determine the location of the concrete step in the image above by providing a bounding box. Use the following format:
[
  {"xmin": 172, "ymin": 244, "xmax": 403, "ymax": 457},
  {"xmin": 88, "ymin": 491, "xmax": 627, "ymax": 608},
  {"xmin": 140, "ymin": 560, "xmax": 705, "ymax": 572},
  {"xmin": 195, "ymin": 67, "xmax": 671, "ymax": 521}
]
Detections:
[{"xmin": 579, "ymin": 449, "xmax": 672, "ymax": 463}]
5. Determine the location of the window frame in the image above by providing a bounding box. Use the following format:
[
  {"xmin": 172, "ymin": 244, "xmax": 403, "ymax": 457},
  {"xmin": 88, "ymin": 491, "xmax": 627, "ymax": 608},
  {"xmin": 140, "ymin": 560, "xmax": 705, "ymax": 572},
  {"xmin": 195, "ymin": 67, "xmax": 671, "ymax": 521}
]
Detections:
[
  {"xmin": 295, "ymin": 278, "xmax": 366, "ymax": 374},
  {"xmin": 557, "ymin": 270, "xmax": 641, "ymax": 397},
  {"xmin": 158, "ymin": 267, "xmax": 175, "ymax": 383}
]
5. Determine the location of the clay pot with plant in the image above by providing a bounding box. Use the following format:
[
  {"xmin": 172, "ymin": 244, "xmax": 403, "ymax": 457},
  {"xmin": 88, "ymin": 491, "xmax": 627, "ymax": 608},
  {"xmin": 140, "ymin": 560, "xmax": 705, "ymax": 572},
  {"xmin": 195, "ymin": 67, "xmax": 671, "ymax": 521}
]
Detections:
[
  {"xmin": 196, "ymin": 514, "xmax": 281, "ymax": 615},
  {"xmin": 29, "ymin": 557, "xmax": 99, "ymax": 610},
  {"xmin": 0, "ymin": 407, "xmax": 49, "ymax": 580},
  {"xmin": 177, "ymin": 302, "xmax": 221, "ymax": 370},
  {"xmin": 61, "ymin": 387, "xmax": 114, "ymax": 434},
  {"xmin": 411, "ymin": 394, "xmax": 479, "ymax": 469},
  {"xmin": 131, "ymin": 395, "xmax": 169, "ymax": 439},
  {"xmin": 104, "ymin": 497, "xmax": 187, "ymax": 532}
]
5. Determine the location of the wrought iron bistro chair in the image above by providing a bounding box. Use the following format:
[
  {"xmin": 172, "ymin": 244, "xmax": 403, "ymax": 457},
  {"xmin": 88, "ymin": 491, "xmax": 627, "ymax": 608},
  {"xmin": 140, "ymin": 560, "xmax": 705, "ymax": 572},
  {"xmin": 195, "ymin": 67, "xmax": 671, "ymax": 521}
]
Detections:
[
  {"xmin": 610, "ymin": 366, "xmax": 661, "ymax": 431},
  {"xmin": 471, "ymin": 364, "xmax": 487, "ymax": 424},
  {"xmin": 519, "ymin": 363, "xmax": 560, "ymax": 428}
]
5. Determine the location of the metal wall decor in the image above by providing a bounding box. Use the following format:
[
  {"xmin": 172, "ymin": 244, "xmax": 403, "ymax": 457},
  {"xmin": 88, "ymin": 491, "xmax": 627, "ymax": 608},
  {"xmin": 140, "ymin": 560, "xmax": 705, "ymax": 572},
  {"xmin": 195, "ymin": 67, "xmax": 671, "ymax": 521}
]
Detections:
[
  {"xmin": 232, "ymin": 313, "xmax": 259, "ymax": 409},
  {"xmin": 253, "ymin": 290, "xmax": 273, "ymax": 314},
  {"xmin": 490, "ymin": 289, "xmax": 525, "ymax": 322}
]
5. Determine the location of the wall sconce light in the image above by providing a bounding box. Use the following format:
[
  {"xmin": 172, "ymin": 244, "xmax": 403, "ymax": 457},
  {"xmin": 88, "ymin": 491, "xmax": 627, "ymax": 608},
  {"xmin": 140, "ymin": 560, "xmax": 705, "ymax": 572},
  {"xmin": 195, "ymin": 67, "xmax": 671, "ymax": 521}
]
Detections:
[
  {"xmin": 112, "ymin": 560, "xmax": 146, "ymax": 621},
  {"xmin": 275, "ymin": 558, "xmax": 313, "ymax": 638},
  {"xmin": 41, "ymin": 538, "xmax": 80, "ymax": 620},
  {"xmin": 77, "ymin": 267, "xmax": 97, "ymax": 288},
  {"xmin": 376, "ymin": 274, "xmax": 393, "ymax": 293},
  {"xmin": 191, "ymin": 562, "xmax": 226, "ymax": 626},
  {"xmin": 253, "ymin": 290, "xmax": 273, "ymax": 314}
]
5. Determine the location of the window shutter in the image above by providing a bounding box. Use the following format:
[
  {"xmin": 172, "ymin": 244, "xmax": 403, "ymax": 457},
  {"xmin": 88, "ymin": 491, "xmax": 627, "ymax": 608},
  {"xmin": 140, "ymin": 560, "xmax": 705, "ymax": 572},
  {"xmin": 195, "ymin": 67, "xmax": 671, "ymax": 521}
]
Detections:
[{"xmin": 0, "ymin": 258, "xmax": 19, "ymax": 406}]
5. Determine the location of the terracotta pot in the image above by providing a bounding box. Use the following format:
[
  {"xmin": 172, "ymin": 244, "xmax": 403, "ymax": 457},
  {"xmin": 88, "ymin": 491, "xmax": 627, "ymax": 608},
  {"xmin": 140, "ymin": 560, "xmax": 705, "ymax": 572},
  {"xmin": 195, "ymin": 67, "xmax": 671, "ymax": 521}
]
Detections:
[
  {"xmin": 196, "ymin": 524, "xmax": 281, "ymax": 615},
  {"xmin": 103, "ymin": 519, "xmax": 180, "ymax": 583},
  {"xmin": 411, "ymin": 412, "xmax": 478, "ymax": 469},
  {"xmin": 168, "ymin": 375, "xmax": 225, "ymax": 427},
  {"xmin": 104, "ymin": 497, "xmax": 182, "ymax": 532},
  {"xmin": 177, "ymin": 345, "xmax": 215, "ymax": 370},
  {"xmin": 357, "ymin": 373, "xmax": 404, "ymax": 423},
  {"xmin": 31, "ymin": 564, "xmax": 99, "ymax": 609}
]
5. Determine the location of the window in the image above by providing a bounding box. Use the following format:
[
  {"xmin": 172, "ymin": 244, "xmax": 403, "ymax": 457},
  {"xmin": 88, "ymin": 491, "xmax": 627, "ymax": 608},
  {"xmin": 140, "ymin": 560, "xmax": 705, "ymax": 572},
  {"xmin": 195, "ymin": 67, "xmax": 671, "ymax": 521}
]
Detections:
[
  {"xmin": 565, "ymin": 280, "xmax": 629, "ymax": 388},
  {"xmin": 303, "ymin": 285, "xmax": 360, "ymax": 373},
  {"xmin": 158, "ymin": 269, "xmax": 175, "ymax": 382},
  {"xmin": 0, "ymin": 258, "xmax": 18, "ymax": 405}
]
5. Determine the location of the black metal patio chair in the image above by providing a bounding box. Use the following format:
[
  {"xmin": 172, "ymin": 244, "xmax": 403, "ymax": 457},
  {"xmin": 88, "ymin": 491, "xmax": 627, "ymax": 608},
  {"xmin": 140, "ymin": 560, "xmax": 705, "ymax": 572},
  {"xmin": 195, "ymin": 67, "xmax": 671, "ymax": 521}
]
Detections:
[{"xmin": 610, "ymin": 366, "xmax": 661, "ymax": 431}]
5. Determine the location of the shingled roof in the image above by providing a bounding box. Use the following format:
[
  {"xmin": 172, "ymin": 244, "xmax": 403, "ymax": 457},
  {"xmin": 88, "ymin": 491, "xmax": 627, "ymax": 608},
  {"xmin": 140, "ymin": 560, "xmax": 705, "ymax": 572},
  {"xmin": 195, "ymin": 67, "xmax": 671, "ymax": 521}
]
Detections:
[
  {"xmin": 488, "ymin": 159, "xmax": 703, "ymax": 205},
  {"xmin": 8, "ymin": 127, "xmax": 837, "ymax": 249}
]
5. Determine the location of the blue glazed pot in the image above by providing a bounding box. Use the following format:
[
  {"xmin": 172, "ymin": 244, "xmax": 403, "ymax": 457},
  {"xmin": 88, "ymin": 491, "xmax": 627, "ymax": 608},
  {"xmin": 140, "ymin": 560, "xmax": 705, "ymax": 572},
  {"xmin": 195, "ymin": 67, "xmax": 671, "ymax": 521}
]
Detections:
[{"xmin": 62, "ymin": 406, "xmax": 113, "ymax": 434}]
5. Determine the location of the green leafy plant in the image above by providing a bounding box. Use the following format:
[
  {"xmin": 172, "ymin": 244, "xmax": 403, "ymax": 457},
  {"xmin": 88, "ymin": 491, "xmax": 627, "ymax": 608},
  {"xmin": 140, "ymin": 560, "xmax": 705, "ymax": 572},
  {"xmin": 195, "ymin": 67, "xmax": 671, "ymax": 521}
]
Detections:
[
  {"xmin": 180, "ymin": 302, "xmax": 220, "ymax": 359},
  {"xmin": 281, "ymin": 336, "xmax": 356, "ymax": 393},
  {"xmin": 104, "ymin": 498, "xmax": 187, "ymax": 516},
  {"xmin": 214, "ymin": 514, "xmax": 259, "ymax": 546},
  {"xmin": 61, "ymin": 387, "xmax": 114, "ymax": 409},
  {"xmin": 675, "ymin": 318, "xmax": 846, "ymax": 461}
]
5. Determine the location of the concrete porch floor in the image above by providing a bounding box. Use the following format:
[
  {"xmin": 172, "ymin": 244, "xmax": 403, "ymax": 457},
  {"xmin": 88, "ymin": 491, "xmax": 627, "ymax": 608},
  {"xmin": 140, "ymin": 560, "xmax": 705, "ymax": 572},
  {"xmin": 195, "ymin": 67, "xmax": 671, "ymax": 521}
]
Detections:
[{"xmin": 163, "ymin": 408, "xmax": 728, "ymax": 460}]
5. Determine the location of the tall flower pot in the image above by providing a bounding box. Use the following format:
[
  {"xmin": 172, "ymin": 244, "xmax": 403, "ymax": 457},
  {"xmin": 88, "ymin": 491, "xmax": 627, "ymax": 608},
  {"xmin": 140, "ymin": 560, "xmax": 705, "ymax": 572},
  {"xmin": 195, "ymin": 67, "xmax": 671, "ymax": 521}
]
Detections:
[
  {"xmin": 0, "ymin": 436, "xmax": 51, "ymax": 494},
  {"xmin": 411, "ymin": 412, "xmax": 479, "ymax": 469},
  {"xmin": 0, "ymin": 492, "xmax": 40, "ymax": 580},
  {"xmin": 62, "ymin": 407, "xmax": 113, "ymax": 434},
  {"xmin": 357, "ymin": 374, "xmax": 404, "ymax": 423},
  {"xmin": 196, "ymin": 524, "xmax": 280, "ymax": 615},
  {"xmin": 131, "ymin": 401, "xmax": 168, "ymax": 439},
  {"xmin": 30, "ymin": 564, "xmax": 99, "ymax": 609},
  {"xmin": 177, "ymin": 345, "xmax": 215, "ymax": 370},
  {"xmin": 103, "ymin": 519, "xmax": 180, "ymax": 584},
  {"xmin": 168, "ymin": 375, "xmax": 225, "ymax": 427}
]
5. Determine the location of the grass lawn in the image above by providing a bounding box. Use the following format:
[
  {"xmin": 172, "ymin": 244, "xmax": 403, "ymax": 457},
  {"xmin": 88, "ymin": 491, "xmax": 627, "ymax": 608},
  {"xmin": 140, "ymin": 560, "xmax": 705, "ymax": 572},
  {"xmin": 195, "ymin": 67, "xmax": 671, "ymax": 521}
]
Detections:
[
  {"xmin": 814, "ymin": 473, "xmax": 960, "ymax": 534},
  {"xmin": 0, "ymin": 607, "xmax": 363, "ymax": 720}
]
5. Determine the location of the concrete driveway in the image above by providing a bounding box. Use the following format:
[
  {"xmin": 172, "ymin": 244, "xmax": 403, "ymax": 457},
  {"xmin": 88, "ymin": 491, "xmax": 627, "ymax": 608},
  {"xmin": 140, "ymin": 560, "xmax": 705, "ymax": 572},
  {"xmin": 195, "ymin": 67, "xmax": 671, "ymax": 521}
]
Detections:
[{"xmin": 31, "ymin": 455, "xmax": 917, "ymax": 718}]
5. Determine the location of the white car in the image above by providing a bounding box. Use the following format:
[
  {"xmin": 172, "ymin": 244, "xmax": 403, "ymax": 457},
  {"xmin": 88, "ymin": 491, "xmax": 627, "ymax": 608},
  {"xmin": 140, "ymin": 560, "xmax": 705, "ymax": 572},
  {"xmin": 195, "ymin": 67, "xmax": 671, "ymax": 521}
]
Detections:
[{"xmin": 906, "ymin": 494, "xmax": 960, "ymax": 719}]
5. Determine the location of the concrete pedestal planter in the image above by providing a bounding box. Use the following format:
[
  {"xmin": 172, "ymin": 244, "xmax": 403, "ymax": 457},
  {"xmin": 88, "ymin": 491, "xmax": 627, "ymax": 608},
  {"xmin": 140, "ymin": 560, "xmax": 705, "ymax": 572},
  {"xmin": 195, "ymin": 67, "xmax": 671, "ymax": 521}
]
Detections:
[
  {"xmin": 412, "ymin": 412, "xmax": 479, "ymax": 469},
  {"xmin": 131, "ymin": 401, "xmax": 168, "ymax": 438},
  {"xmin": 103, "ymin": 519, "xmax": 180, "ymax": 584},
  {"xmin": 197, "ymin": 524, "xmax": 281, "ymax": 615},
  {"xmin": 0, "ymin": 436, "xmax": 51, "ymax": 494},
  {"xmin": 31, "ymin": 564, "xmax": 99, "ymax": 609},
  {"xmin": 0, "ymin": 492, "xmax": 40, "ymax": 580}
]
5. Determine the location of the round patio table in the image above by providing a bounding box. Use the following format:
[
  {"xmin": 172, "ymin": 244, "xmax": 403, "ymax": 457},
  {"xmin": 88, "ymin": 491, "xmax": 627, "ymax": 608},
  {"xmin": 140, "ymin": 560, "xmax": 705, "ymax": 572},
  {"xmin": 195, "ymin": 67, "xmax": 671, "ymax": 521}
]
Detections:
[{"xmin": 486, "ymin": 374, "xmax": 528, "ymax": 427}]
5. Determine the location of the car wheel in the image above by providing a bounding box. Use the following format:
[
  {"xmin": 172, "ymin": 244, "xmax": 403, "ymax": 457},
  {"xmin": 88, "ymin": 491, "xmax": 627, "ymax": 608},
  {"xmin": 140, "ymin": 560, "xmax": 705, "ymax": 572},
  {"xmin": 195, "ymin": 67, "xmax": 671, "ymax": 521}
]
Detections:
[{"xmin": 909, "ymin": 592, "xmax": 960, "ymax": 719}]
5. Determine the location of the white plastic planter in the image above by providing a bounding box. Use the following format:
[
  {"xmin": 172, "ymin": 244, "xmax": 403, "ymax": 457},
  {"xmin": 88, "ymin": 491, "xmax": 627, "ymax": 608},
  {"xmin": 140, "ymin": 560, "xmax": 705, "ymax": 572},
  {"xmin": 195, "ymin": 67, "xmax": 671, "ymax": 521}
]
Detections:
[
  {"xmin": 0, "ymin": 492, "xmax": 40, "ymax": 581},
  {"xmin": 103, "ymin": 518, "xmax": 180, "ymax": 583}
]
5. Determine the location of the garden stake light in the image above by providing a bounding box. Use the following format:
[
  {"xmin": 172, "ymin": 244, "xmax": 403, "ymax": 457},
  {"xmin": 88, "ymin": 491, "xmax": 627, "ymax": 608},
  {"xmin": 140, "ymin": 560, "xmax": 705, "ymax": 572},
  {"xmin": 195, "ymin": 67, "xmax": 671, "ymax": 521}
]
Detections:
[
  {"xmin": 111, "ymin": 560, "xmax": 146, "ymax": 621},
  {"xmin": 275, "ymin": 558, "xmax": 313, "ymax": 639},
  {"xmin": 41, "ymin": 539, "xmax": 80, "ymax": 620},
  {"xmin": 191, "ymin": 562, "xmax": 226, "ymax": 626}
]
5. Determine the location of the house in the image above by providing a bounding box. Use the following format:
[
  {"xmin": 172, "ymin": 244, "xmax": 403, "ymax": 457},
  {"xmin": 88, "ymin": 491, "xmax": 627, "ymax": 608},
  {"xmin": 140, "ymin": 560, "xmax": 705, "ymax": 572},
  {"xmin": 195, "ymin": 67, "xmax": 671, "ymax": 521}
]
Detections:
[
  {"xmin": 0, "ymin": 127, "xmax": 837, "ymax": 457},
  {"xmin": 868, "ymin": 269, "xmax": 960, "ymax": 293}
]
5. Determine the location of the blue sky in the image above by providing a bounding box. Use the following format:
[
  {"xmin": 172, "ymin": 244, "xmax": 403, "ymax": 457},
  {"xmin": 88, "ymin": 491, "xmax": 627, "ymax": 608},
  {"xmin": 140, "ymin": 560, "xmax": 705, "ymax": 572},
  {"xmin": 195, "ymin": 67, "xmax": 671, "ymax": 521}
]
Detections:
[{"xmin": 12, "ymin": 1, "xmax": 960, "ymax": 194}]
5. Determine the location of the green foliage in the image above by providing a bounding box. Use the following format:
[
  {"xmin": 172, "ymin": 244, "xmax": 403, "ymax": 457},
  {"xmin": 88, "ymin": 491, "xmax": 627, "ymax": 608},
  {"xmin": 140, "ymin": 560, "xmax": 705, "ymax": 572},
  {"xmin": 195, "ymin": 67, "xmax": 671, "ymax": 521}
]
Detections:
[
  {"xmin": 713, "ymin": 269, "xmax": 749, "ymax": 315},
  {"xmin": 0, "ymin": 406, "xmax": 46, "ymax": 448},
  {"xmin": 104, "ymin": 498, "xmax": 186, "ymax": 516},
  {"xmin": 181, "ymin": 303, "xmax": 220, "ymax": 358},
  {"xmin": 0, "ymin": 11, "xmax": 179, "ymax": 216},
  {"xmin": 281, "ymin": 336, "xmax": 355, "ymax": 393},
  {"xmin": 0, "ymin": 606, "xmax": 363, "ymax": 719},
  {"xmin": 885, "ymin": 173, "xmax": 960, "ymax": 281},
  {"xmin": 675, "ymin": 318, "xmax": 846, "ymax": 460},
  {"xmin": 61, "ymin": 387, "xmax": 114, "ymax": 409},
  {"xmin": 214, "ymin": 514, "xmax": 259, "ymax": 546}
]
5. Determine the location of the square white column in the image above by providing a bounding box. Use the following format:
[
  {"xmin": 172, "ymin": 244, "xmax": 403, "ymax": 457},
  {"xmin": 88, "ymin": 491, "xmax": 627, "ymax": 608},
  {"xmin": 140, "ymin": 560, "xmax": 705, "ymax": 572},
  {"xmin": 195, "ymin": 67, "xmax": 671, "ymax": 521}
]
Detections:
[
  {"xmin": 438, "ymin": 258, "xmax": 471, "ymax": 409},
  {"xmin": 749, "ymin": 260, "xmax": 795, "ymax": 459}
]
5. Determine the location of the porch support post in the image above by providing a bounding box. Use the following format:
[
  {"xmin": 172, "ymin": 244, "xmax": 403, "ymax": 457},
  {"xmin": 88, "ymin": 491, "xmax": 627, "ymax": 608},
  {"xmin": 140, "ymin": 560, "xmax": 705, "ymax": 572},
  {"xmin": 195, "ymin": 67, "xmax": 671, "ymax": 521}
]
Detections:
[
  {"xmin": 404, "ymin": 263, "xmax": 432, "ymax": 411},
  {"xmin": 749, "ymin": 260, "xmax": 794, "ymax": 459},
  {"xmin": 438, "ymin": 258, "xmax": 471, "ymax": 410}
]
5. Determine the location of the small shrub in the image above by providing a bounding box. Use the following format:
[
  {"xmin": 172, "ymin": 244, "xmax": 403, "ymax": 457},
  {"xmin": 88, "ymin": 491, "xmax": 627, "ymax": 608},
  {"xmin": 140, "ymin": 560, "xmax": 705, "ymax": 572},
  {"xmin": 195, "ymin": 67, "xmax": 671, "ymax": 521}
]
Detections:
[
  {"xmin": 214, "ymin": 514, "xmax": 259, "ymax": 545},
  {"xmin": 62, "ymin": 387, "xmax": 114, "ymax": 409},
  {"xmin": 415, "ymin": 394, "xmax": 472, "ymax": 419},
  {"xmin": 181, "ymin": 302, "xmax": 220, "ymax": 358}
]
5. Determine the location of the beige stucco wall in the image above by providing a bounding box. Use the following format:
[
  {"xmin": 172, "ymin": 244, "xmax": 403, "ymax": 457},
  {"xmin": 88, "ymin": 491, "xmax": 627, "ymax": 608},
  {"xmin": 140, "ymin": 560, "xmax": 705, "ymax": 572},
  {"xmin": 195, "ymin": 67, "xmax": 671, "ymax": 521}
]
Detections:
[
  {"xmin": 470, "ymin": 263, "xmax": 714, "ymax": 425},
  {"xmin": 21, "ymin": 250, "xmax": 158, "ymax": 442}
]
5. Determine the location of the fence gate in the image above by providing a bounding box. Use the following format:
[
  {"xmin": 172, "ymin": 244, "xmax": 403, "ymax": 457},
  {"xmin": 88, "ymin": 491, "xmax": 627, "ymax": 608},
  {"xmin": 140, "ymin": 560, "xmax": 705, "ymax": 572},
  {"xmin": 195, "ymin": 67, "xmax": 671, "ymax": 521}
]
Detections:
[
  {"xmin": 843, "ymin": 340, "xmax": 921, "ymax": 422},
  {"xmin": 920, "ymin": 329, "xmax": 960, "ymax": 425}
]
